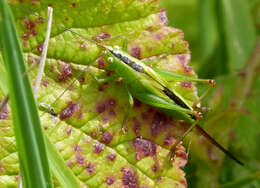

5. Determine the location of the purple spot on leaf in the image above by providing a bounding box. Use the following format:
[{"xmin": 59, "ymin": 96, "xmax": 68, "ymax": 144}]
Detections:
[
  {"xmin": 181, "ymin": 81, "xmax": 192, "ymax": 88},
  {"xmin": 122, "ymin": 168, "xmax": 138, "ymax": 188},
  {"xmin": 133, "ymin": 138, "xmax": 156, "ymax": 161},
  {"xmin": 130, "ymin": 47, "xmax": 141, "ymax": 59},
  {"xmin": 85, "ymin": 162, "xmax": 95, "ymax": 174},
  {"xmin": 106, "ymin": 176, "xmax": 115, "ymax": 185},
  {"xmin": 76, "ymin": 154, "xmax": 85, "ymax": 165},
  {"xmin": 93, "ymin": 141, "xmax": 104, "ymax": 154},
  {"xmin": 107, "ymin": 153, "xmax": 116, "ymax": 161},
  {"xmin": 101, "ymin": 131, "xmax": 113, "ymax": 144},
  {"xmin": 58, "ymin": 63, "xmax": 73, "ymax": 82},
  {"xmin": 60, "ymin": 102, "xmax": 80, "ymax": 119},
  {"xmin": 158, "ymin": 11, "xmax": 168, "ymax": 25}
]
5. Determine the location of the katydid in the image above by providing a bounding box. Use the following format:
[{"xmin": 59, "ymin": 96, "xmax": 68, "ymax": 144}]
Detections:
[{"xmin": 2, "ymin": 4, "xmax": 243, "ymax": 166}]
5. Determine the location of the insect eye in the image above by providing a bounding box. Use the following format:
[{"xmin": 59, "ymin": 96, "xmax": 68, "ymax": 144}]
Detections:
[{"xmin": 108, "ymin": 57, "xmax": 114, "ymax": 63}]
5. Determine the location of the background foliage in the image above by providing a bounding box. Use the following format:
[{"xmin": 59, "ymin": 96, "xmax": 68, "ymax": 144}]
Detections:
[{"xmin": 159, "ymin": 0, "xmax": 260, "ymax": 187}]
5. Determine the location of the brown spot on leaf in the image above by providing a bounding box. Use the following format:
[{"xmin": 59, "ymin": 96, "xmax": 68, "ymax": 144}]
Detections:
[
  {"xmin": 59, "ymin": 102, "xmax": 80, "ymax": 119},
  {"xmin": 22, "ymin": 33, "xmax": 29, "ymax": 40},
  {"xmin": 0, "ymin": 102, "xmax": 9, "ymax": 120},
  {"xmin": 133, "ymin": 138, "xmax": 156, "ymax": 161},
  {"xmin": 80, "ymin": 43, "xmax": 87, "ymax": 51},
  {"xmin": 101, "ymin": 131, "xmax": 113, "ymax": 144},
  {"xmin": 175, "ymin": 147, "xmax": 188, "ymax": 168},
  {"xmin": 58, "ymin": 62, "xmax": 73, "ymax": 82},
  {"xmin": 132, "ymin": 117, "xmax": 141, "ymax": 137},
  {"xmin": 96, "ymin": 102, "xmax": 106, "ymax": 113},
  {"xmin": 184, "ymin": 66, "xmax": 193, "ymax": 74},
  {"xmin": 67, "ymin": 161, "xmax": 73, "ymax": 167},
  {"xmin": 37, "ymin": 43, "xmax": 43, "ymax": 53},
  {"xmin": 106, "ymin": 98, "xmax": 116, "ymax": 107},
  {"xmin": 66, "ymin": 127, "xmax": 72, "ymax": 135},
  {"xmin": 163, "ymin": 134, "xmax": 176, "ymax": 146},
  {"xmin": 93, "ymin": 141, "xmax": 104, "ymax": 154},
  {"xmin": 151, "ymin": 112, "xmax": 169, "ymax": 137},
  {"xmin": 73, "ymin": 144, "xmax": 82, "ymax": 152},
  {"xmin": 133, "ymin": 99, "xmax": 142, "ymax": 108},
  {"xmin": 97, "ymin": 32, "xmax": 111, "ymax": 40},
  {"xmin": 107, "ymin": 153, "xmax": 116, "ymax": 161},
  {"xmin": 41, "ymin": 80, "xmax": 49, "ymax": 87},
  {"xmin": 106, "ymin": 176, "xmax": 115, "ymax": 185},
  {"xmin": 158, "ymin": 11, "xmax": 168, "ymax": 25},
  {"xmin": 76, "ymin": 154, "xmax": 85, "ymax": 165},
  {"xmin": 85, "ymin": 162, "xmax": 95, "ymax": 174},
  {"xmin": 181, "ymin": 81, "xmax": 192, "ymax": 88},
  {"xmin": 122, "ymin": 168, "xmax": 138, "ymax": 188},
  {"xmin": 130, "ymin": 47, "xmax": 141, "ymax": 59},
  {"xmin": 72, "ymin": 2, "xmax": 76, "ymax": 7},
  {"xmin": 98, "ymin": 59, "xmax": 105, "ymax": 69},
  {"xmin": 152, "ymin": 165, "xmax": 158, "ymax": 173}
]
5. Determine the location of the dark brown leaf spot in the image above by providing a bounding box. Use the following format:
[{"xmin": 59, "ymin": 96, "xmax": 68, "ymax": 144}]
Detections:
[
  {"xmin": 151, "ymin": 112, "xmax": 169, "ymax": 137},
  {"xmin": 133, "ymin": 138, "xmax": 156, "ymax": 161},
  {"xmin": 130, "ymin": 47, "xmax": 141, "ymax": 59},
  {"xmin": 37, "ymin": 43, "xmax": 43, "ymax": 53},
  {"xmin": 76, "ymin": 154, "xmax": 85, "ymax": 165},
  {"xmin": 66, "ymin": 127, "xmax": 72, "ymax": 135},
  {"xmin": 96, "ymin": 102, "xmax": 106, "ymax": 113},
  {"xmin": 58, "ymin": 63, "xmax": 73, "ymax": 82},
  {"xmin": 107, "ymin": 153, "xmax": 116, "ymax": 161},
  {"xmin": 163, "ymin": 134, "xmax": 176, "ymax": 146},
  {"xmin": 0, "ymin": 102, "xmax": 9, "ymax": 120},
  {"xmin": 158, "ymin": 11, "xmax": 168, "ymax": 25},
  {"xmin": 133, "ymin": 99, "xmax": 142, "ymax": 108},
  {"xmin": 67, "ymin": 161, "xmax": 73, "ymax": 167},
  {"xmin": 181, "ymin": 81, "xmax": 192, "ymax": 88},
  {"xmin": 22, "ymin": 33, "xmax": 30, "ymax": 40},
  {"xmin": 101, "ymin": 131, "xmax": 113, "ymax": 144},
  {"xmin": 80, "ymin": 43, "xmax": 87, "ymax": 51},
  {"xmin": 97, "ymin": 32, "xmax": 111, "ymax": 40},
  {"xmin": 73, "ymin": 144, "xmax": 82, "ymax": 152},
  {"xmin": 106, "ymin": 176, "xmax": 115, "ymax": 185},
  {"xmin": 132, "ymin": 117, "xmax": 141, "ymax": 137},
  {"xmin": 59, "ymin": 102, "xmax": 80, "ymax": 119},
  {"xmin": 98, "ymin": 59, "xmax": 105, "ymax": 69},
  {"xmin": 122, "ymin": 168, "xmax": 138, "ymax": 188},
  {"xmin": 93, "ymin": 141, "xmax": 104, "ymax": 154},
  {"xmin": 41, "ymin": 80, "xmax": 49, "ymax": 87},
  {"xmin": 152, "ymin": 165, "xmax": 158, "ymax": 173},
  {"xmin": 85, "ymin": 162, "xmax": 95, "ymax": 174},
  {"xmin": 106, "ymin": 98, "xmax": 116, "ymax": 107}
]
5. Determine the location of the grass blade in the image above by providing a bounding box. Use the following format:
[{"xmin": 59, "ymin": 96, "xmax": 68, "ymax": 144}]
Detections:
[{"xmin": 0, "ymin": 1, "xmax": 53, "ymax": 187}]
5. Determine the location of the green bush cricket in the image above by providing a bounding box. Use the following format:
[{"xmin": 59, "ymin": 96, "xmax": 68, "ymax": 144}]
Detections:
[{"xmin": 2, "ymin": 4, "xmax": 244, "ymax": 166}]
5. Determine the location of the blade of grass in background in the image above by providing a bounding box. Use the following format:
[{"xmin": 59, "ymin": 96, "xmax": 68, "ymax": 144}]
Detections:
[
  {"xmin": 220, "ymin": 0, "xmax": 257, "ymax": 71},
  {"xmin": 0, "ymin": 0, "xmax": 53, "ymax": 187}
]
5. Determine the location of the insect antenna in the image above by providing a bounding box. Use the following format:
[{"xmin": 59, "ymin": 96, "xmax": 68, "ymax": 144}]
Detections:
[{"xmin": 195, "ymin": 124, "xmax": 244, "ymax": 166}]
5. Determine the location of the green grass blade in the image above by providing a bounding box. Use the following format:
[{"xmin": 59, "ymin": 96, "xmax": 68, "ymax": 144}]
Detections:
[
  {"xmin": 45, "ymin": 136, "xmax": 82, "ymax": 188},
  {"xmin": 0, "ymin": 1, "xmax": 53, "ymax": 187}
]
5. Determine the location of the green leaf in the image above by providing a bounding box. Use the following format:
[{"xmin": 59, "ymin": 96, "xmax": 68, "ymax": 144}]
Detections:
[
  {"xmin": 0, "ymin": 1, "xmax": 53, "ymax": 188},
  {"xmin": 0, "ymin": 0, "xmax": 202, "ymax": 187}
]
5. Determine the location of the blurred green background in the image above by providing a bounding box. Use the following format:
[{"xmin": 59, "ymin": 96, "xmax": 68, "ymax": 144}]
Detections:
[{"xmin": 159, "ymin": 0, "xmax": 260, "ymax": 187}]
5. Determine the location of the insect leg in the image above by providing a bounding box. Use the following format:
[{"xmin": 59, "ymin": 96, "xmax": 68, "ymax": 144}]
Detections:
[
  {"xmin": 121, "ymin": 84, "xmax": 134, "ymax": 134},
  {"xmin": 168, "ymin": 119, "xmax": 200, "ymax": 162},
  {"xmin": 89, "ymin": 71, "xmax": 118, "ymax": 84},
  {"xmin": 154, "ymin": 68, "xmax": 215, "ymax": 87}
]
